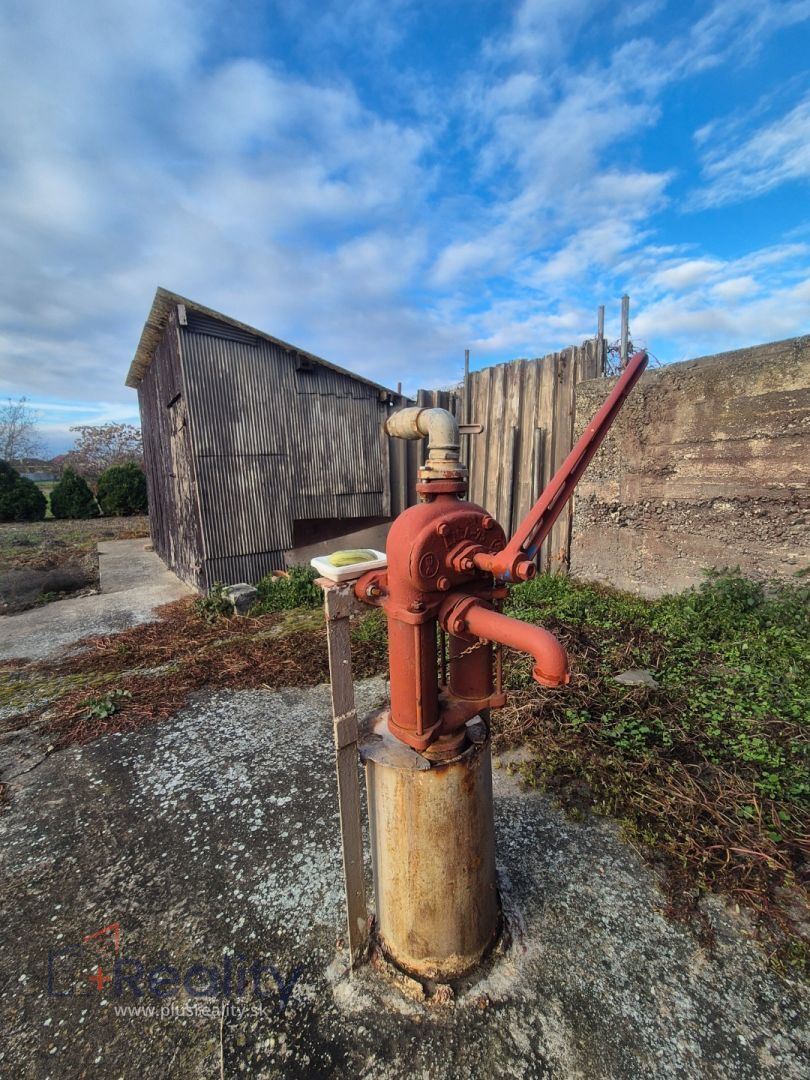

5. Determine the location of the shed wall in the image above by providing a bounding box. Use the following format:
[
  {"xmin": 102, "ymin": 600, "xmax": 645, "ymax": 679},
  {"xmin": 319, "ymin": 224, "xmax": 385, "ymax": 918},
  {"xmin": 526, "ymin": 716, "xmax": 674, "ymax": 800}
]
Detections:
[
  {"xmin": 138, "ymin": 311, "xmax": 204, "ymax": 587},
  {"xmin": 179, "ymin": 323, "xmax": 391, "ymax": 587}
]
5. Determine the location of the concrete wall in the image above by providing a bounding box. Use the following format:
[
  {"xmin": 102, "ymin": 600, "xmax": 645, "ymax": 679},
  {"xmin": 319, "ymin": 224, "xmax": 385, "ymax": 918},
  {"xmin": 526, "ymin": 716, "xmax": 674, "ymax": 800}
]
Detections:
[{"xmin": 570, "ymin": 336, "xmax": 810, "ymax": 596}]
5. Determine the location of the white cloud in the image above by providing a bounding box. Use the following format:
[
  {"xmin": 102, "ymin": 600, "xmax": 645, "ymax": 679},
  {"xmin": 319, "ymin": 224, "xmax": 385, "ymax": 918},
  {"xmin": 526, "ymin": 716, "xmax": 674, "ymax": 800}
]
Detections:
[
  {"xmin": 651, "ymin": 259, "xmax": 725, "ymax": 290},
  {"xmin": 677, "ymin": 0, "xmax": 810, "ymax": 77},
  {"xmin": 0, "ymin": 0, "xmax": 446, "ymax": 408},
  {"xmin": 710, "ymin": 276, "xmax": 759, "ymax": 301},
  {"xmin": 615, "ymin": 1, "xmax": 665, "ymax": 29},
  {"xmin": 634, "ymin": 276, "xmax": 810, "ymax": 350},
  {"xmin": 490, "ymin": 0, "xmax": 601, "ymax": 65},
  {"xmin": 692, "ymin": 91, "xmax": 810, "ymax": 208},
  {"xmin": 1, "ymin": 0, "xmax": 810, "ymax": 452},
  {"xmin": 632, "ymin": 243, "xmax": 810, "ymax": 354}
]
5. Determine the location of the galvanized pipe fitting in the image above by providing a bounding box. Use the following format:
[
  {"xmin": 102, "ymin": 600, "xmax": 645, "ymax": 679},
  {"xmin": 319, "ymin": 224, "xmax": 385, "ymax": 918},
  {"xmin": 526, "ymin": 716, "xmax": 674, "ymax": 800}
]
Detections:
[{"xmin": 385, "ymin": 407, "xmax": 460, "ymax": 464}]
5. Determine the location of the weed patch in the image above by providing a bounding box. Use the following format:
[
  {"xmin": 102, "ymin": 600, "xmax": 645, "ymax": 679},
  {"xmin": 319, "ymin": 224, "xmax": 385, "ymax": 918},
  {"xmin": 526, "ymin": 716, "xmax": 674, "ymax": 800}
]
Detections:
[
  {"xmin": 193, "ymin": 581, "xmax": 233, "ymax": 623},
  {"xmin": 497, "ymin": 570, "xmax": 809, "ymax": 974},
  {"xmin": 251, "ymin": 565, "xmax": 321, "ymax": 614}
]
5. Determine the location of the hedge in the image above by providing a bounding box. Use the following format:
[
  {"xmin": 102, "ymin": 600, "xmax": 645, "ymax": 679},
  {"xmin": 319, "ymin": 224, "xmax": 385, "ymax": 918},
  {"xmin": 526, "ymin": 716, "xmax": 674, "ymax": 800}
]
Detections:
[
  {"xmin": 96, "ymin": 463, "xmax": 148, "ymax": 516},
  {"xmin": 0, "ymin": 461, "xmax": 47, "ymax": 522},
  {"xmin": 50, "ymin": 467, "xmax": 99, "ymax": 519}
]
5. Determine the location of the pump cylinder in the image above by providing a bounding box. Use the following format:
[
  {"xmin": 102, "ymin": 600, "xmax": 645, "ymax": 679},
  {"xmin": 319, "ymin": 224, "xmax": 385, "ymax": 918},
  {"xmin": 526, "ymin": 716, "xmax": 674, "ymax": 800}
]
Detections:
[{"xmin": 365, "ymin": 734, "xmax": 498, "ymax": 980}]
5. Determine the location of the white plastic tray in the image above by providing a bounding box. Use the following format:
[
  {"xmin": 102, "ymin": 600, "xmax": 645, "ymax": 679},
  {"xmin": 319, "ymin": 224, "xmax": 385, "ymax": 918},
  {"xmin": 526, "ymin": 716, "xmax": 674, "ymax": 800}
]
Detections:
[{"xmin": 310, "ymin": 549, "xmax": 387, "ymax": 583}]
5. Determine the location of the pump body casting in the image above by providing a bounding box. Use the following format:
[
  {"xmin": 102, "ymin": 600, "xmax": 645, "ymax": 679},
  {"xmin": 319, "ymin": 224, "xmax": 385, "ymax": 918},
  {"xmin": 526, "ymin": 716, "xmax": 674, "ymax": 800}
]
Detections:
[{"xmin": 358, "ymin": 352, "xmax": 649, "ymax": 756}]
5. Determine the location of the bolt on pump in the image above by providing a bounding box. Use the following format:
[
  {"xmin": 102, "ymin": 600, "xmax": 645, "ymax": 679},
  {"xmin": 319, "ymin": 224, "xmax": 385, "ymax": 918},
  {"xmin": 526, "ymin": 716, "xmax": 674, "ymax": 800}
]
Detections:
[{"xmin": 356, "ymin": 351, "xmax": 649, "ymax": 981}]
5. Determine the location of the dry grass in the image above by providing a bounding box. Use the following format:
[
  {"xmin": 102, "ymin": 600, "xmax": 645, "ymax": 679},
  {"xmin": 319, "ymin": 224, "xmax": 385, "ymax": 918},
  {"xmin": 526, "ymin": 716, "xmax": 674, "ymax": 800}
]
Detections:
[
  {"xmin": 34, "ymin": 598, "xmax": 387, "ymax": 747},
  {"xmin": 0, "ymin": 516, "xmax": 150, "ymax": 612}
]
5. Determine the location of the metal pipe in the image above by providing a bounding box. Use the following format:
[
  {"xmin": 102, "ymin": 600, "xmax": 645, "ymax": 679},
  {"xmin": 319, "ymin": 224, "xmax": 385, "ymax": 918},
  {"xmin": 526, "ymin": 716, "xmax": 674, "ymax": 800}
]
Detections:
[
  {"xmin": 384, "ymin": 407, "xmax": 460, "ymax": 463},
  {"xmin": 365, "ymin": 735, "xmax": 498, "ymax": 980}
]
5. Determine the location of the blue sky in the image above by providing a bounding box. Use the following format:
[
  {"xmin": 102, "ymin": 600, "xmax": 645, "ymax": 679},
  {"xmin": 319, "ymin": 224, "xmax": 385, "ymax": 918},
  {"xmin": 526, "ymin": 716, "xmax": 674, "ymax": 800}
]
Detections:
[{"xmin": 1, "ymin": 0, "xmax": 809, "ymax": 454}]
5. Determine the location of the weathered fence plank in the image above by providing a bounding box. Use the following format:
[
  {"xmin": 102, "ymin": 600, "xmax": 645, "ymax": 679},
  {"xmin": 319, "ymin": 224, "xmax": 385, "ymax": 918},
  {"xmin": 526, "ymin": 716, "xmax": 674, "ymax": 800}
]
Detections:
[
  {"xmin": 549, "ymin": 348, "xmax": 575, "ymax": 573},
  {"xmin": 401, "ymin": 340, "xmax": 604, "ymax": 573}
]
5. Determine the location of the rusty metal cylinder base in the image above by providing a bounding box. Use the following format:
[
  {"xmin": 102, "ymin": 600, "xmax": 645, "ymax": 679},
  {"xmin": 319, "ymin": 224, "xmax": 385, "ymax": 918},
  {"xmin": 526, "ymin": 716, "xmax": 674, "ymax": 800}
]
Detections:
[{"xmin": 365, "ymin": 731, "xmax": 498, "ymax": 981}]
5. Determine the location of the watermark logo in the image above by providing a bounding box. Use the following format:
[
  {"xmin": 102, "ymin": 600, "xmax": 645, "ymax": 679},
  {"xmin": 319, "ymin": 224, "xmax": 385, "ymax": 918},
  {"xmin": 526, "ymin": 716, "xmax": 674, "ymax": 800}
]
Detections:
[{"xmin": 47, "ymin": 921, "xmax": 301, "ymax": 1012}]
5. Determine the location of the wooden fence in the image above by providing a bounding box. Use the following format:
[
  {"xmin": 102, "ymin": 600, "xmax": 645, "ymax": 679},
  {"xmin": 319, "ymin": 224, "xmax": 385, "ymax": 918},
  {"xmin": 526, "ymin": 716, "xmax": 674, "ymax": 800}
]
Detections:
[{"xmin": 391, "ymin": 338, "xmax": 605, "ymax": 573}]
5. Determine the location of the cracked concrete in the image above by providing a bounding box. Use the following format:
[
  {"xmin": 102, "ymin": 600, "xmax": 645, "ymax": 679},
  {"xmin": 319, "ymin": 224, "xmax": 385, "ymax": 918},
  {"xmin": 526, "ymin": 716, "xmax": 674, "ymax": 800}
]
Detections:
[{"xmin": 0, "ymin": 677, "xmax": 806, "ymax": 1079}]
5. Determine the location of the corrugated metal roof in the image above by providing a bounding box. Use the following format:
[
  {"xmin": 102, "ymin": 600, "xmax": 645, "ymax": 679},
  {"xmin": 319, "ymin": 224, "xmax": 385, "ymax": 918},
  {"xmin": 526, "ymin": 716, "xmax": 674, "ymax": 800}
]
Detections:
[{"xmin": 126, "ymin": 286, "xmax": 399, "ymax": 396}]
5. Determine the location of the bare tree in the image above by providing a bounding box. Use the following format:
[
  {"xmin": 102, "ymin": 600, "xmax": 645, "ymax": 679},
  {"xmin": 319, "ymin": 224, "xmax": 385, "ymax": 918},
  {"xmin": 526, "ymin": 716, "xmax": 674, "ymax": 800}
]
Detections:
[
  {"xmin": 0, "ymin": 397, "xmax": 44, "ymax": 463},
  {"xmin": 64, "ymin": 423, "xmax": 144, "ymax": 484}
]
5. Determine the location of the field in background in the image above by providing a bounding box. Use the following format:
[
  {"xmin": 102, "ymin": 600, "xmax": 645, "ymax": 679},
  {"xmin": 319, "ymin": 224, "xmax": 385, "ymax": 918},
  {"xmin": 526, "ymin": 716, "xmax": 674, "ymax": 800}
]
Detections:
[
  {"xmin": 0, "ymin": 515, "xmax": 150, "ymax": 612},
  {"xmin": 35, "ymin": 481, "xmax": 56, "ymax": 518}
]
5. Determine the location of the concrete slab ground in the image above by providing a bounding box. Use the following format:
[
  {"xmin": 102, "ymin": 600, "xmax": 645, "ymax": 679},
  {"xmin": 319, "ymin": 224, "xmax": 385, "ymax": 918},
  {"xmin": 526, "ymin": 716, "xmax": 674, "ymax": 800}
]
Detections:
[
  {"xmin": 0, "ymin": 677, "xmax": 806, "ymax": 1079},
  {"xmin": 0, "ymin": 539, "xmax": 191, "ymax": 662}
]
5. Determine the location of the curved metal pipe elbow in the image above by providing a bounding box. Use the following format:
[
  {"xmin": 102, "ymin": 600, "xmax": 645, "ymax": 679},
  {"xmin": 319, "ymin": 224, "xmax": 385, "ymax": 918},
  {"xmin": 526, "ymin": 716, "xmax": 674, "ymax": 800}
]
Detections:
[
  {"xmin": 443, "ymin": 597, "xmax": 569, "ymax": 688},
  {"xmin": 385, "ymin": 407, "xmax": 459, "ymax": 462}
]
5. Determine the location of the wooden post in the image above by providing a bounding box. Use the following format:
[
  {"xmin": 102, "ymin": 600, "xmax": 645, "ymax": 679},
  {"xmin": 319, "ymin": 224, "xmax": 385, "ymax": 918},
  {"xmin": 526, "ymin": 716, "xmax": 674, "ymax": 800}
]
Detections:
[
  {"xmin": 507, "ymin": 425, "xmax": 520, "ymax": 537},
  {"xmin": 320, "ymin": 580, "xmax": 369, "ymax": 968},
  {"xmin": 462, "ymin": 348, "xmax": 470, "ymax": 467},
  {"xmin": 597, "ymin": 305, "xmax": 605, "ymax": 375},
  {"xmin": 620, "ymin": 295, "xmax": 630, "ymax": 371},
  {"xmin": 532, "ymin": 426, "xmax": 545, "ymax": 504}
]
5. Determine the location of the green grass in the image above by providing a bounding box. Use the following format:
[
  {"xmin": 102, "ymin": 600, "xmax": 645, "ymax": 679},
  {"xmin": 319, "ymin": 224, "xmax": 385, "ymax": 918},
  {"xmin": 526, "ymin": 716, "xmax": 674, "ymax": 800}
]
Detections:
[
  {"xmin": 499, "ymin": 569, "xmax": 809, "ymax": 972},
  {"xmin": 504, "ymin": 570, "xmax": 808, "ymax": 807},
  {"xmin": 35, "ymin": 481, "xmax": 56, "ymax": 518}
]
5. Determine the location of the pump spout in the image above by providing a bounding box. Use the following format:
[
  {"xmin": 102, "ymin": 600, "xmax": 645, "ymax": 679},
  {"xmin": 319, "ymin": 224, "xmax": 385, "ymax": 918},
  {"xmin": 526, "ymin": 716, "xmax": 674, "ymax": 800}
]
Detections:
[{"xmin": 439, "ymin": 594, "xmax": 569, "ymax": 688}]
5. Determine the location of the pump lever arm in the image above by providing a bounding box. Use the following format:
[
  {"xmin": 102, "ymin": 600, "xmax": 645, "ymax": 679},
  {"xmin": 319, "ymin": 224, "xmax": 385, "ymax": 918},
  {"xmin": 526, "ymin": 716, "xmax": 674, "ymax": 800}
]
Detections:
[{"xmin": 474, "ymin": 350, "xmax": 649, "ymax": 581}]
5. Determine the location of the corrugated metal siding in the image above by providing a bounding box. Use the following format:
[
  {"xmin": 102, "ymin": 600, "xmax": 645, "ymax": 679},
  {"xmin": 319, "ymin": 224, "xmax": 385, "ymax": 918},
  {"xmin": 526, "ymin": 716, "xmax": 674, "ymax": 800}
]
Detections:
[
  {"xmin": 295, "ymin": 393, "xmax": 384, "ymax": 493},
  {"xmin": 203, "ymin": 550, "xmax": 287, "ymax": 589},
  {"xmin": 181, "ymin": 334, "xmax": 293, "ymax": 456},
  {"xmin": 178, "ymin": 320, "xmax": 391, "ymax": 587},
  {"xmin": 137, "ymin": 310, "xmax": 204, "ymax": 587},
  {"xmin": 185, "ymin": 309, "xmax": 259, "ymax": 346},
  {"xmin": 139, "ymin": 367, "xmax": 167, "ymax": 560},
  {"xmin": 295, "ymin": 363, "xmax": 376, "ymax": 399},
  {"xmin": 194, "ymin": 453, "xmax": 292, "ymax": 556}
]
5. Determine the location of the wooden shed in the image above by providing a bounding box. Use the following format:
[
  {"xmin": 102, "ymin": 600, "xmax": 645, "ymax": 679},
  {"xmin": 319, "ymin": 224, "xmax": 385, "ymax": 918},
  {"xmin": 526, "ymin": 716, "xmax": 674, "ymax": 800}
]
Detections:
[{"xmin": 126, "ymin": 288, "xmax": 405, "ymax": 590}]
